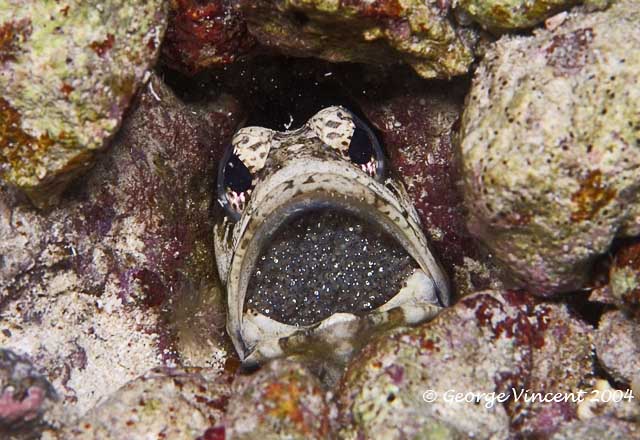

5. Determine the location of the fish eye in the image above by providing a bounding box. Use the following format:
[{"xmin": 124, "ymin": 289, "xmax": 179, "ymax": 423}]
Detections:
[
  {"xmin": 348, "ymin": 112, "xmax": 386, "ymax": 181},
  {"xmin": 349, "ymin": 126, "xmax": 374, "ymax": 164},
  {"xmin": 307, "ymin": 107, "xmax": 386, "ymax": 180},
  {"xmin": 217, "ymin": 146, "xmax": 253, "ymax": 221},
  {"xmin": 225, "ymin": 154, "xmax": 252, "ymax": 193}
]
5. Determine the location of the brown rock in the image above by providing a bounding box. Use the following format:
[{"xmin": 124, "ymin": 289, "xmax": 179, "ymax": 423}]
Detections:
[{"xmin": 162, "ymin": 0, "xmax": 255, "ymax": 75}]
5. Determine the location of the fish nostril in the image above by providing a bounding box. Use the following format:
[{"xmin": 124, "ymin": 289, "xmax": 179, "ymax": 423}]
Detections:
[
  {"xmin": 224, "ymin": 154, "xmax": 253, "ymax": 193},
  {"xmin": 348, "ymin": 126, "xmax": 374, "ymax": 165}
]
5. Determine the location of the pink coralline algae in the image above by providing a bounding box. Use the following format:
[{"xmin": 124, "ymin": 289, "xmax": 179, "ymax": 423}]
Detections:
[{"xmin": 0, "ymin": 386, "xmax": 45, "ymax": 424}]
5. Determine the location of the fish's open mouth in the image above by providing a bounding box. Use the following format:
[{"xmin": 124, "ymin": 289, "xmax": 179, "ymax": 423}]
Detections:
[
  {"xmin": 218, "ymin": 155, "xmax": 450, "ymax": 362},
  {"xmin": 245, "ymin": 208, "xmax": 420, "ymax": 326}
]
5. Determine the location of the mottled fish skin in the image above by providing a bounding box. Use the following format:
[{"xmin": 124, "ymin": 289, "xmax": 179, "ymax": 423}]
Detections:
[{"xmin": 214, "ymin": 106, "xmax": 450, "ymax": 364}]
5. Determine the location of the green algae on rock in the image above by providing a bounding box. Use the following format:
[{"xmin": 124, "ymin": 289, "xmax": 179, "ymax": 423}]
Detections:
[
  {"xmin": 234, "ymin": 0, "xmax": 476, "ymax": 79},
  {"xmin": 460, "ymin": 0, "xmax": 640, "ymax": 295},
  {"xmin": 0, "ymin": 0, "xmax": 168, "ymax": 207},
  {"xmin": 456, "ymin": 0, "xmax": 579, "ymax": 32},
  {"xmin": 455, "ymin": 0, "xmax": 619, "ymax": 32}
]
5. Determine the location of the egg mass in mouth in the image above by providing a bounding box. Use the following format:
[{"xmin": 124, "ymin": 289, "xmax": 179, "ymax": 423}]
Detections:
[{"xmin": 245, "ymin": 209, "xmax": 419, "ymax": 326}]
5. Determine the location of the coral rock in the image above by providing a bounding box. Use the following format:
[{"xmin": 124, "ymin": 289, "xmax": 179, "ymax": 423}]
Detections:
[
  {"xmin": 62, "ymin": 367, "xmax": 232, "ymax": 439},
  {"xmin": 162, "ymin": 0, "xmax": 255, "ymax": 74},
  {"xmin": 594, "ymin": 310, "xmax": 640, "ymax": 385},
  {"xmin": 456, "ymin": 0, "xmax": 579, "ymax": 32},
  {"xmin": 609, "ymin": 241, "xmax": 640, "ymax": 317},
  {"xmin": 0, "ymin": 0, "xmax": 168, "ymax": 206},
  {"xmin": 460, "ymin": 0, "xmax": 640, "ymax": 295},
  {"xmin": 0, "ymin": 349, "xmax": 56, "ymax": 438},
  {"xmin": 0, "ymin": 74, "xmax": 242, "ymax": 427},
  {"xmin": 225, "ymin": 359, "xmax": 334, "ymax": 439},
  {"xmin": 511, "ymin": 302, "xmax": 594, "ymax": 437},
  {"xmin": 235, "ymin": 0, "xmax": 477, "ymax": 79},
  {"xmin": 338, "ymin": 290, "xmax": 593, "ymax": 438},
  {"xmin": 550, "ymin": 416, "xmax": 640, "ymax": 439}
]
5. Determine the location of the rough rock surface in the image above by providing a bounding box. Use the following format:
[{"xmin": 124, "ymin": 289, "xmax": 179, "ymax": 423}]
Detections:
[
  {"xmin": 594, "ymin": 310, "xmax": 640, "ymax": 385},
  {"xmin": 511, "ymin": 302, "xmax": 594, "ymax": 438},
  {"xmin": 162, "ymin": 0, "xmax": 255, "ymax": 74},
  {"xmin": 456, "ymin": 0, "xmax": 579, "ymax": 32},
  {"xmin": 60, "ymin": 367, "xmax": 231, "ymax": 439},
  {"xmin": 225, "ymin": 359, "xmax": 334, "ymax": 439},
  {"xmin": 460, "ymin": 0, "xmax": 640, "ymax": 295},
  {"xmin": 337, "ymin": 290, "xmax": 594, "ymax": 439},
  {"xmin": 609, "ymin": 241, "xmax": 640, "ymax": 317},
  {"xmin": 235, "ymin": 0, "xmax": 477, "ymax": 79},
  {"xmin": 0, "ymin": 349, "xmax": 56, "ymax": 438},
  {"xmin": 550, "ymin": 416, "xmax": 640, "ymax": 439},
  {"xmin": 577, "ymin": 379, "xmax": 640, "ymax": 423},
  {"xmin": 0, "ymin": 0, "xmax": 168, "ymax": 206},
  {"xmin": 0, "ymin": 74, "xmax": 241, "ymax": 430}
]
